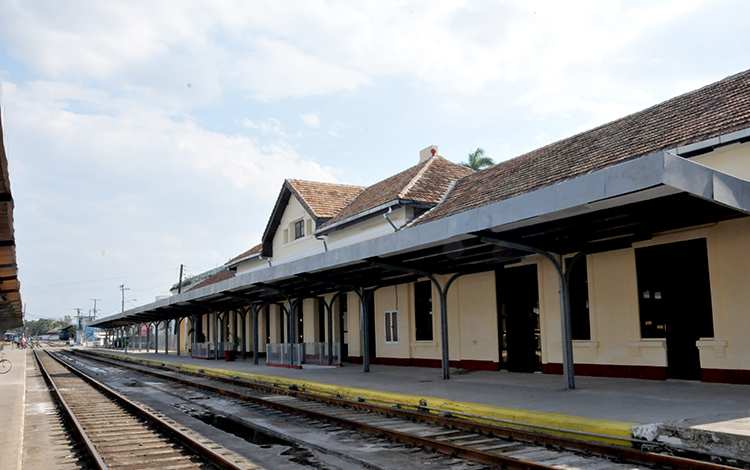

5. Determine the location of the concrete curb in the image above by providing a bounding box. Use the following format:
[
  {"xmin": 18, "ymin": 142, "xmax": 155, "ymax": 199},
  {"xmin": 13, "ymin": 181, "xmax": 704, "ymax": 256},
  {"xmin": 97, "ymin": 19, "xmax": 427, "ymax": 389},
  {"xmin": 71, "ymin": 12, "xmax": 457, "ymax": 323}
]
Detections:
[{"xmin": 93, "ymin": 350, "xmax": 637, "ymax": 446}]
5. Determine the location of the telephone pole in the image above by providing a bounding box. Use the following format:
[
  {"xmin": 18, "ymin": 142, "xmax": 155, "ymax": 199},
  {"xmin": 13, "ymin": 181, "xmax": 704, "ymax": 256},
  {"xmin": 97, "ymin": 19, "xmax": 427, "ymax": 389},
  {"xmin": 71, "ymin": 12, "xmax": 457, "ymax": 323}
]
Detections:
[
  {"xmin": 178, "ymin": 264, "xmax": 184, "ymax": 294},
  {"xmin": 120, "ymin": 284, "xmax": 131, "ymax": 312},
  {"xmin": 74, "ymin": 308, "xmax": 83, "ymax": 345},
  {"xmin": 90, "ymin": 298, "xmax": 101, "ymax": 320}
]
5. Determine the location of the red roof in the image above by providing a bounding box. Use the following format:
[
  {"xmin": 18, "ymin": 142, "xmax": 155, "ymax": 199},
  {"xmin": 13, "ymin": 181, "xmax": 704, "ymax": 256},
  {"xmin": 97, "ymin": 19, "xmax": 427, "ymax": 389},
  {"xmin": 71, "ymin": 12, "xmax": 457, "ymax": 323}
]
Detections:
[
  {"xmin": 417, "ymin": 69, "xmax": 750, "ymax": 225},
  {"xmin": 320, "ymin": 155, "xmax": 474, "ymax": 229},
  {"xmin": 287, "ymin": 179, "xmax": 365, "ymax": 219},
  {"xmin": 226, "ymin": 243, "xmax": 262, "ymax": 265},
  {"xmin": 186, "ymin": 268, "xmax": 235, "ymax": 292}
]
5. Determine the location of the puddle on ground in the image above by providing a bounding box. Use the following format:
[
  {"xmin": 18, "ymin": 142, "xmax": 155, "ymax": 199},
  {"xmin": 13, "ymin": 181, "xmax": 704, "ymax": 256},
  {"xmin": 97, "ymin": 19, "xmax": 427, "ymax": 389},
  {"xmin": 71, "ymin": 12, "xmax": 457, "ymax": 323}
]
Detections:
[{"xmin": 174, "ymin": 403, "xmax": 330, "ymax": 469}]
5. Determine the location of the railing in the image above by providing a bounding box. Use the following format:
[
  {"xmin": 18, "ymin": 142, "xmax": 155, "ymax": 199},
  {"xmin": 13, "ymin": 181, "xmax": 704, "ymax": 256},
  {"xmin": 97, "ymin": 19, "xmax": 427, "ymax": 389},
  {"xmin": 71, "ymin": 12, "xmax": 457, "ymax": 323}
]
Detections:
[
  {"xmin": 266, "ymin": 342, "xmax": 341, "ymax": 366},
  {"xmin": 191, "ymin": 343, "xmax": 210, "ymax": 359},
  {"xmin": 302, "ymin": 342, "xmax": 342, "ymax": 365},
  {"xmin": 266, "ymin": 343, "xmax": 302, "ymax": 366},
  {"xmin": 191, "ymin": 342, "xmax": 232, "ymax": 359}
]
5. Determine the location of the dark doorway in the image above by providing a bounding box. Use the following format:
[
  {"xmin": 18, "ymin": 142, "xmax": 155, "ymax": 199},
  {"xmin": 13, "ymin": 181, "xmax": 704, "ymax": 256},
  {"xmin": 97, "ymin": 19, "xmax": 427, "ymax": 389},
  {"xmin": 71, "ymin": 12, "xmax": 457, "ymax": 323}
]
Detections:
[
  {"xmin": 414, "ymin": 281, "xmax": 434, "ymax": 341},
  {"xmin": 496, "ymin": 264, "xmax": 541, "ymax": 372},
  {"xmin": 636, "ymin": 238, "xmax": 714, "ymax": 380},
  {"xmin": 338, "ymin": 294, "xmax": 349, "ymax": 360},
  {"xmin": 367, "ymin": 291, "xmax": 376, "ymax": 361}
]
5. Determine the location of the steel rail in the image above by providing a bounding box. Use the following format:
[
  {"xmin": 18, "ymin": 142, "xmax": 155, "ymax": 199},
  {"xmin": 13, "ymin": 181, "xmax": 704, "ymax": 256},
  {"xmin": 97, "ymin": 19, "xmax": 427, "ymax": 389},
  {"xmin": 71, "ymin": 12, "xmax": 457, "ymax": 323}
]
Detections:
[
  {"xmin": 33, "ymin": 349, "xmax": 109, "ymax": 470},
  {"xmin": 73, "ymin": 350, "xmax": 740, "ymax": 470},
  {"xmin": 38, "ymin": 350, "xmax": 248, "ymax": 470}
]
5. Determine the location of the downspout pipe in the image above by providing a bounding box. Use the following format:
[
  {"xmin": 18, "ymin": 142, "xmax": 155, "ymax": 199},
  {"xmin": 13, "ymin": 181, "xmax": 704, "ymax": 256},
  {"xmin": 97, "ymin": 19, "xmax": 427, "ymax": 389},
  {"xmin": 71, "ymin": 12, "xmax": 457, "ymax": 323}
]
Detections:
[{"xmin": 383, "ymin": 207, "xmax": 399, "ymax": 231}]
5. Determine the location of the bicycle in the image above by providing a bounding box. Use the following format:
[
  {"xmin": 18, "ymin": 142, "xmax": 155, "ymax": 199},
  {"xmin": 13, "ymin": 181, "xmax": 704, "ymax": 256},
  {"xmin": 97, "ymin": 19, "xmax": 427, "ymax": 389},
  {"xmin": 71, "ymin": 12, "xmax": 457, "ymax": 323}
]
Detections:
[{"xmin": 0, "ymin": 351, "xmax": 11, "ymax": 374}]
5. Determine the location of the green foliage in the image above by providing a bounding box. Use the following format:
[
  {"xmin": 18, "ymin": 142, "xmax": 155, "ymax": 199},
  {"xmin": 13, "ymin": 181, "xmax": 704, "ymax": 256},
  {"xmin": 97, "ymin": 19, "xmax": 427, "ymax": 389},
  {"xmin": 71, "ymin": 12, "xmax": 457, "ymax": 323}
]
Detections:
[
  {"xmin": 24, "ymin": 317, "xmax": 76, "ymax": 337},
  {"xmin": 461, "ymin": 147, "xmax": 495, "ymax": 170}
]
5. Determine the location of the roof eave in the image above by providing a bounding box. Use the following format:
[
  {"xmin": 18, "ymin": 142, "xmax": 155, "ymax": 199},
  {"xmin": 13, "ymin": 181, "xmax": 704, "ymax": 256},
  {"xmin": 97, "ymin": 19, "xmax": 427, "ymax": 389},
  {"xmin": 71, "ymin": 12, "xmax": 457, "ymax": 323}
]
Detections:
[{"xmin": 313, "ymin": 199, "xmax": 434, "ymax": 236}]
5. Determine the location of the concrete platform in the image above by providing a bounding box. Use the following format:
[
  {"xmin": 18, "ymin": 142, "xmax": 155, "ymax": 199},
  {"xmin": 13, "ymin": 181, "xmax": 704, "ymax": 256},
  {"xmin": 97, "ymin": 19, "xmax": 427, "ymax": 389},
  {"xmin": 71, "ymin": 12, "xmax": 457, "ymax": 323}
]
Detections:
[
  {"xmin": 6, "ymin": 346, "xmax": 749, "ymax": 464},
  {"xmin": 0, "ymin": 347, "xmax": 26, "ymax": 470},
  {"xmin": 84, "ymin": 347, "xmax": 750, "ymax": 463}
]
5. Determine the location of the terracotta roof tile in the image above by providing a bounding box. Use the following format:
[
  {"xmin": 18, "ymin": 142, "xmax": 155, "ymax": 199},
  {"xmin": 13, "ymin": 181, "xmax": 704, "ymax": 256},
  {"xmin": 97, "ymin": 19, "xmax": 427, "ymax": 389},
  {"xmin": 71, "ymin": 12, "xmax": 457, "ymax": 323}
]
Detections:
[
  {"xmin": 186, "ymin": 268, "xmax": 235, "ymax": 292},
  {"xmin": 287, "ymin": 180, "xmax": 365, "ymax": 219},
  {"xmin": 417, "ymin": 69, "xmax": 750, "ymax": 225},
  {"xmin": 226, "ymin": 243, "xmax": 262, "ymax": 265},
  {"xmin": 321, "ymin": 156, "xmax": 473, "ymax": 228}
]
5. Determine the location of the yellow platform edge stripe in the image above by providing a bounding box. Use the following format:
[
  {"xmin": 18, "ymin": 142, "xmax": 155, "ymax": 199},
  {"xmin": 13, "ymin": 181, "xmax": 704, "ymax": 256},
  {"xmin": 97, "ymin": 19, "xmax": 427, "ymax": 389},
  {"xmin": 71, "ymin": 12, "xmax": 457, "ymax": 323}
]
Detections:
[{"xmin": 94, "ymin": 351, "xmax": 637, "ymax": 446}]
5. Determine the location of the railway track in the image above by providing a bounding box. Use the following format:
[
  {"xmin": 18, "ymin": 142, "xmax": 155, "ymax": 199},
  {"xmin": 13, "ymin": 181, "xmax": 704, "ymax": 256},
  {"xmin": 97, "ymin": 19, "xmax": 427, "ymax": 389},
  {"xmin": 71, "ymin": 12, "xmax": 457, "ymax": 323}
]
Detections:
[
  {"xmin": 33, "ymin": 349, "xmax": 257, "ymax": 470},
  {"xmin": 68, "ymin": 349, "xmax": 745, "ymax": 470}
]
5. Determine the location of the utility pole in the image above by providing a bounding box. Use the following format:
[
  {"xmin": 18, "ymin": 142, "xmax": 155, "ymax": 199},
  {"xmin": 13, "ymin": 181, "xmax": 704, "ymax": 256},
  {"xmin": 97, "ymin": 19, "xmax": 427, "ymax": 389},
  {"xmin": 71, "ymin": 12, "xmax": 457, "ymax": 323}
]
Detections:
[
  {"xmin": 90, "ymin": 298, "xmax": 101, "ymax": 319},
  {"xmin": 74, "ymin": 308, "xmax": 83, "ymax": 345},
  {"xmin": 120, "ymin": 284, "xmax": 131, "ymax": 312},
  {"xmin": 178, "ymin": 264, "xmax": 184, "ymax": 294}
]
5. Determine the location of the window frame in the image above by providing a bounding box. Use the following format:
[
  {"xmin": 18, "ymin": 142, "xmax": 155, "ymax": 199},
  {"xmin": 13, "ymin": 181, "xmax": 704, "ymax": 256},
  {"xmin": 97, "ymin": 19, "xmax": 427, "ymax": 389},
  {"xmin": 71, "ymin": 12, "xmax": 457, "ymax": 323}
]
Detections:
[
  {"xmin": 384, "ymin": 310, "xmax": 399, "ymax": 344},
  {"xmin": 294, "ymin": 219, "xmax": 305, "ymax": 240}
]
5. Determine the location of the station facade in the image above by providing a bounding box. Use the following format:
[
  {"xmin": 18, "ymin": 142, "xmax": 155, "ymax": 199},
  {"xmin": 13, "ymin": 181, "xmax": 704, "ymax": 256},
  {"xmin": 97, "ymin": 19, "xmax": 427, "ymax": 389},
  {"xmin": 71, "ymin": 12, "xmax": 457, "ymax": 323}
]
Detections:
[{"xmin": 98, "ymin": 69, "xmax": 750, "ymax": 386}]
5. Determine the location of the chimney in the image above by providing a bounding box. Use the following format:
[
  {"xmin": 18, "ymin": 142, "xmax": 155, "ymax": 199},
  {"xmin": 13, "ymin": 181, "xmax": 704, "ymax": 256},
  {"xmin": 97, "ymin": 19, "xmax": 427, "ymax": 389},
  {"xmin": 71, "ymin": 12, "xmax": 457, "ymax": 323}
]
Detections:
[{"xmin": 419, "ymin": 145, "xmax": 438, "ymax": 163}]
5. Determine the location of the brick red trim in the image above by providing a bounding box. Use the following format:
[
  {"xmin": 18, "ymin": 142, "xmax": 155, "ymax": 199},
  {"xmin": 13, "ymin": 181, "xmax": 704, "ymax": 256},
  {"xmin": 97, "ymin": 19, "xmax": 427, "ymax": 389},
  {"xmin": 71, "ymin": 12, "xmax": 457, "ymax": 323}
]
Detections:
[
  {"xmin": 702, "ymin": 368, "xmax": 750, "ymax": 385},
  {"xmin": 542, "ymin": 363, "xmax": 667, "ymax": 380},
  {"xmin": 459, "ymin": 359, "xmax": 501, "ymax": 371},
  {"xmin": 346, "ymin": 356, "xmax": 500, "ymax": 371},
  {"xmin": 411, "ymin": 358, "xmax": 443, "ymax": 368}
]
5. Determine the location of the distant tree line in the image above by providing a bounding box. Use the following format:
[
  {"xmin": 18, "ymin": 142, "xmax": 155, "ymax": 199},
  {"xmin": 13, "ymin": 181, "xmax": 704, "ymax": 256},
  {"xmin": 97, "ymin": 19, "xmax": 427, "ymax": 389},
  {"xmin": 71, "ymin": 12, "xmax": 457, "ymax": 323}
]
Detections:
[{"xmin": 23, "ymin": 316, "xmax": 75, "ymax": 337}]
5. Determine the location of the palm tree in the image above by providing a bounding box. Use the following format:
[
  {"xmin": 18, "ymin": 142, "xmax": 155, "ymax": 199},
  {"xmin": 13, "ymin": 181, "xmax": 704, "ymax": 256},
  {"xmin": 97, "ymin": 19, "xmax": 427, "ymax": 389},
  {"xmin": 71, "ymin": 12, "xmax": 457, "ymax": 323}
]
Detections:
[{"xmin": 461, "ymin": 147, "xmax": 495, "ymax": 170}]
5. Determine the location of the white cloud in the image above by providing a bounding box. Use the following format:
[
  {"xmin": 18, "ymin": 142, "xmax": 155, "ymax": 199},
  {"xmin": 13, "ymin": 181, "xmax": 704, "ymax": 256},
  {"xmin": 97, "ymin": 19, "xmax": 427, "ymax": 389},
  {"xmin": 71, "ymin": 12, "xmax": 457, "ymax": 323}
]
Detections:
[
  {"xmin": 299, "ymin": 113, "xmax": 321, "ymax": 128},
  {"xmin": 242, "ymin": 118, "xmax": 288, "ymax": 137},
  {"xmin": 4, "ymin": 79, "xmax": 341, "ymax": 316}
]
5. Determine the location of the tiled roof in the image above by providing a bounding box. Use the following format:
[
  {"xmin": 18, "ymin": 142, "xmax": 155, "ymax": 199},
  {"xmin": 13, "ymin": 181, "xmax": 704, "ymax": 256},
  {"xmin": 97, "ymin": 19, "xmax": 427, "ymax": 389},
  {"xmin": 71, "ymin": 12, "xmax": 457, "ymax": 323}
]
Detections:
[
  {"xmin": 287, "ymin": 179, "xmax": 365, "ymax": 219},
  {"xmin": 416, "ymin": 69, "xmax": 750, "ymax": 225},
  {"xmin": 320, "ymin": 156, "xmax": 474, "ymax": 229},
  {"xmin": 186, "ymin": 268, "xmax": 235, "ymax": 292},
  {"xmin": 226, "ymin": 243, "xmax": 262, "ymax": 265}
]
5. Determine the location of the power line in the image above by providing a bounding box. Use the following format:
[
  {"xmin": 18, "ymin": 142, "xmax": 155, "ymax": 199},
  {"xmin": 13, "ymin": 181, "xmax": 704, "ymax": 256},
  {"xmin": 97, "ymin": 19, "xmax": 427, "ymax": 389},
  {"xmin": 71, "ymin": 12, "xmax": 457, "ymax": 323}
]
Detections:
[{"xmin": 23, "ymin": 268, "xmax": 179, "ymax": 289}]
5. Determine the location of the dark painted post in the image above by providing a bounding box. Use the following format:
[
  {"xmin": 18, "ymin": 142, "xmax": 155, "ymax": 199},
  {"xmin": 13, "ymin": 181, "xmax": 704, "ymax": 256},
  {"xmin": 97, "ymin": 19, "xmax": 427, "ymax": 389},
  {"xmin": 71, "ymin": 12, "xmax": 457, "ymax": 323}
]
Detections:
[
  {"xmin": 326, "ymin": 298, "xmax": 333, "ymax": 366},
  {"xmin": 213, "ymin": 311, "xmax": 218, "ymax": 361},
  {"xmin": 154, "ymin": 321, "xmax": 159, "ymax": 354},
  {"xmin": 253, "ymin": 305, "xmax": 259, "ymax": 365},
  {"xmin": 176, "ymin": 317, "xmax": 181, "ymax": 356},
  {"xmin": 360, "ymin": 288, "xmax": 370, "ymax": 373}
]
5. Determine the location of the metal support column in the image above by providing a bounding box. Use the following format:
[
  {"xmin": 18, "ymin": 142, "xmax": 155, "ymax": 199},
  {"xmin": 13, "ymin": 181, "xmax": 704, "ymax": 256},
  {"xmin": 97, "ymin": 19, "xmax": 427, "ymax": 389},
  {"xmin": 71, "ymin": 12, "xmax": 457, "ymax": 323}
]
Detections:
[
  {"xmin": 176, "ymin": 317, "xmax": 181, "ymax": 356},
  {"xmin": 368, "ymin": 259, "xmax": 467, "ymax": 380},
  {"xmin": 154, "ymin": 321, "xmax": 159, "ymax": 354},
  {"xmin": 213, "ymin": 311, "xmax": 219, "ymax": 361},
  {"xmin": 480, "ymin": 235, "xmax": 577, "ymax": 390},
  {"xmin": 298, "ymin": 274, "xmax": 372, "ymax": 373}
]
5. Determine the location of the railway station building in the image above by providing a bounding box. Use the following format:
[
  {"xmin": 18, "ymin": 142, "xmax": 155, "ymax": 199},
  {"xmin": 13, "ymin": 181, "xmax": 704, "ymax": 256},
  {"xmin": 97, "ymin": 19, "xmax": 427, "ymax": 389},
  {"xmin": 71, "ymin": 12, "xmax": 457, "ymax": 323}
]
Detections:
[{"xmin": 94, "ymin": 69, "xmax": 750, "ymax": 388}]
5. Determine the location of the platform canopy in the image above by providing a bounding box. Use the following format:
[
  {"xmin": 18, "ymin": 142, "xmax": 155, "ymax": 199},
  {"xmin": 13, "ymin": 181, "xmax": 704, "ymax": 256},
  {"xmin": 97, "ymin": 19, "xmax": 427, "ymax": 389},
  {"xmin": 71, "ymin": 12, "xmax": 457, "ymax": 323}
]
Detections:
[
  {"xmin": 92, "ymin": 150, "xmax": 750, "ymax": 329},
  {"xmin": 0, "ymin": 102, "xmax": 23, "ymax": 334}
]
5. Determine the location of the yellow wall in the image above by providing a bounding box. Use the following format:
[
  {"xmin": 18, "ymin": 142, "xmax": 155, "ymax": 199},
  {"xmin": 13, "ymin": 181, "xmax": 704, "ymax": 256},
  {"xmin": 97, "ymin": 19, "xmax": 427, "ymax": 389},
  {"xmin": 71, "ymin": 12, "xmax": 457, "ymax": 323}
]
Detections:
[
  {"xmin": 348, "ymin": 291, "xmax": 362, "ymax": 358},
  {"xmin": 691, "ymin": 141, "xmax": 750, "ymax": 181},
  {"xmin": 702, "ymin": 218, "xmax": 750, "ymax": 370},
  {"xmin": 272, "ymin": 195, "xmax": 325, "ymax": 261},
  {"xmin": 374, "ymin": 284, "xmax": 413, "ymax": 359},
  {"xmin": 448, "ymin": 271, "xmax": 499, "ymax": 363}
]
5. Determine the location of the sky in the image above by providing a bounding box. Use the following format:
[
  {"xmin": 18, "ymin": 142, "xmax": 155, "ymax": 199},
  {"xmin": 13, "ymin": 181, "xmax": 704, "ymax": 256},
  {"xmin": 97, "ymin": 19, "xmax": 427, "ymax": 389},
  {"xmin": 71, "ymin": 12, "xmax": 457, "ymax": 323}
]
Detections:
[{"xmin": 1, "ymin": 0, "xmax": 749, "ymax": 322}]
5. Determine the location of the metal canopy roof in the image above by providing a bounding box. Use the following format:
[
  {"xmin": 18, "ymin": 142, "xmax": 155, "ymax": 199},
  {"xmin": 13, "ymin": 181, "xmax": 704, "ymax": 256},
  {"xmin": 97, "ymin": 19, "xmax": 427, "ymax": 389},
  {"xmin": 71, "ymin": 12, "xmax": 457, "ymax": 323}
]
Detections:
[
  {"xmin": 92, "ymin": 151, "xmax": 750, "ymax": 329},
  {"xmin": 0, "ymin": 100, "xmax": 23, "ymax": 333}
]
